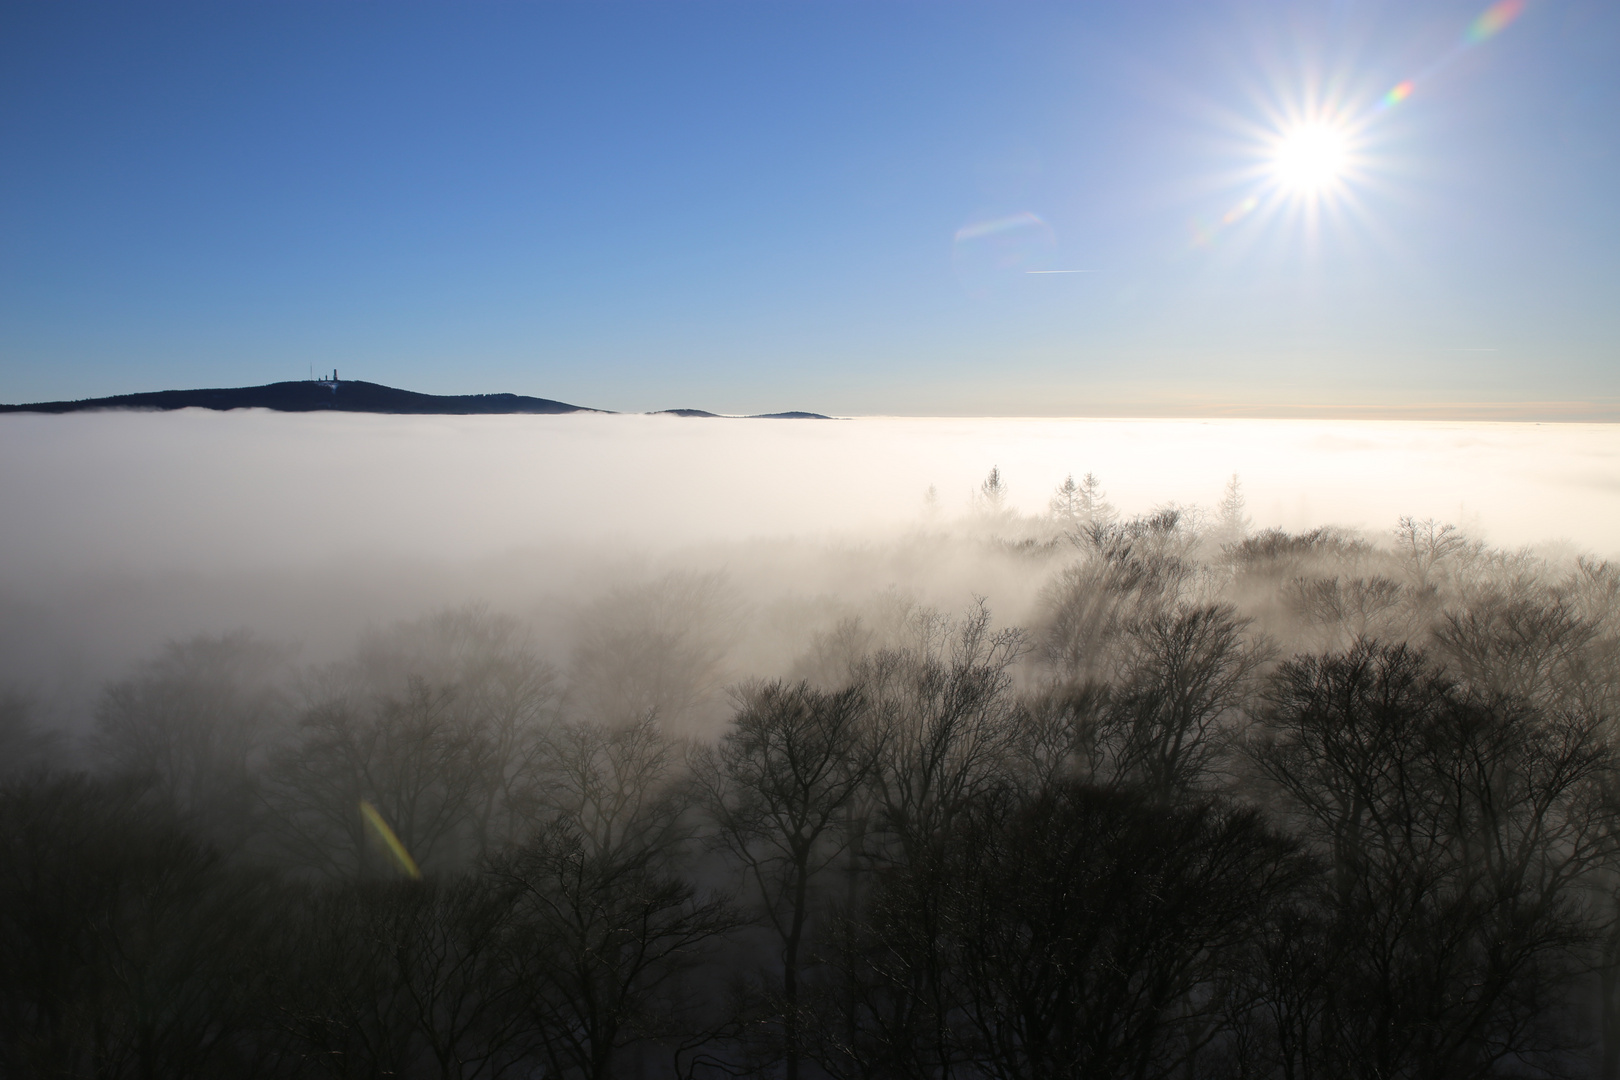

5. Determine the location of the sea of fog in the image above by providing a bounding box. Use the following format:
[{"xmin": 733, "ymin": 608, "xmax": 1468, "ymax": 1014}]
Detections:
[{"xmin": 3, "ymin": 410, "xmax": 1618, "ymax": 723}]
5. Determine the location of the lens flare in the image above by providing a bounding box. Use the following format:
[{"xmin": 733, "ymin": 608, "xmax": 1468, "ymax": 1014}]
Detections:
[
  {"xmin": 1223, "ymin": 196, "xmax": 1258, "ymax": 225},
  {"xmin": 1379, "ymin": 0, "xmax": 1527, "ymax": 112},
  {"xmin": 1189, "ymin": 196, "xmax": 1259, "ymax": 250},
  {"xmin": 1467, "ymin": 0, "xmax": 1524, "ymax": 43},
  {"xmin": 360, "ymin": 799, "xmax": 421, "ymax": 879},
  {"xmin": 1381, "ymin": 81, "xmax": 1414, "ymax": 109}
]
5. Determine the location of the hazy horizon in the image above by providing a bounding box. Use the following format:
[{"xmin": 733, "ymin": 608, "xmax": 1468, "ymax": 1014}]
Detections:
[
  {"xmin": 8, "ymin": 378, "xmax": 1620, "ymax": 424},
  {"xmin": 5, "ymin": 411, "xmax": 1616, "ymax": 569}
]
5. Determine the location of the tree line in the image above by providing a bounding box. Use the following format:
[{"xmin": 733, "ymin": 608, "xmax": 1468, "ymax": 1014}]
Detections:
[{"xmin": 5, "ymin": 498, "xmax": 1620, "ymax": 1079}]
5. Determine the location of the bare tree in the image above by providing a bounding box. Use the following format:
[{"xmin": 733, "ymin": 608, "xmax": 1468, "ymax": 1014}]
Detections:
[
  {"xmin": 569, "ymin": 573, "xmax": 738, "ymax": 734},
  {"xmin": 1037, "ymin": 529, "xmax": 1195, "ymax": 683},
  {"xmin": 821, "ymin": 604, "xmax": 1025, "ymax": 1079},
  {"xmin": 492, "ymin": 820, "xmax": 736, "ymax": 1080},
  {"xmin": 858, "ymin": 602, "xmax": 1025, "ymax": 866},
  {"xmin": 1434, "ymin": 589, "xmax": 1601, "ymax": 711},
  {"xmin": 347, "ymin": 605, "xmax": 561, "ymax": 855},
  {"xmin": 266, "ymin": 679, "xmax": 484, "ymax": 878},
  {"xmin": 93, "ymin": 631, "xmax": 291, "ymax": 849},
  {"xmin": 1005, "ymin": 681, "xmax": 1112, "ymax": 799},
  {"xmin": 1097, "ymin": 602, "xmax": 1265, "ymax": 796},
  {"xmin": 1248, "ymin": 640, "xmax": 1612, "ymax": 1080},
  {"xmin": 694, "ymin": 680, "xmax": 871, "ymax": 1080},
  {"xmin": 0, "ymin": 773, "xmax": 283, "ymax": 1079},
  {"xmin": 1394, "ymin": 516, "xmax": 1472, "ymax": 587},
  {"xmin": 1284, "ymin": 574, "xmax": 1412, "ymax": 653},
  {"xmin": 866, "ymin": 781, "xmax": 1307, "ymax": 1080},
  {"xmin": 273, "ymin": 877, "xmax": 526, "ymax": 1080},
  {"xmin": 531, "ymin": 712, "xmax": 686, "ymax": 866}
]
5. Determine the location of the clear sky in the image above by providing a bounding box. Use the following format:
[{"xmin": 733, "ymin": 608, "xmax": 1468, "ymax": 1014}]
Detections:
[{"xmin": 2, "ymin": 0, "xmax": 1616, "ymax": 417}]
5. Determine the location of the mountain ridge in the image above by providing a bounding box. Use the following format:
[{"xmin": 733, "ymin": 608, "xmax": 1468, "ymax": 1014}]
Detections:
[{"xmin": 0, "ymin": 380, "xmax": 831, "ymax": 419}]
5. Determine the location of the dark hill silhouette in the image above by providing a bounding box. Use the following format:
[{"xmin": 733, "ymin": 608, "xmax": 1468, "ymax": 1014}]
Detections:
[
  {"xmin": 0, "ymin": 378, "xmax": 835, "ymax": 418},
  {"xmin": 651, "ymin": 408, "xmax": 834, "ymax": 419},
  {"xmin": 0, "ymin": 379, "xmax": 592, "ymax": 415}
]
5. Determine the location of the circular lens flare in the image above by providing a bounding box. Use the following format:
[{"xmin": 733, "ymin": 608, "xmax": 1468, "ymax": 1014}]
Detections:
[{"xmin": 1271, "ymin": 124, "xmax": 1349, "ymax": 194}]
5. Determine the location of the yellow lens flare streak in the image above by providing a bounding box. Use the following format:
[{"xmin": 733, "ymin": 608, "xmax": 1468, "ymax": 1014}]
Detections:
[{"xmin": 360, "ymin": 799, "xmax": 421, "ymax": 879}]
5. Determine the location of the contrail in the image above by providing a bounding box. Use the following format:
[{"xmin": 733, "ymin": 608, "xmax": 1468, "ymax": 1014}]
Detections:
[{"xmin": 1026, "ymin": 269, "xmax": 1100, "ymax": 274}]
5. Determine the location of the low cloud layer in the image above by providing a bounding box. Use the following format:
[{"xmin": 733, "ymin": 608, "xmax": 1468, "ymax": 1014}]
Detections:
[
  {"xmin": 3, "ymin": 411, "xmax": 1615, "ymax": 569},
  {"xmin": 2, "ymin": 410, "xmax": 1617, "ymax": 724}
]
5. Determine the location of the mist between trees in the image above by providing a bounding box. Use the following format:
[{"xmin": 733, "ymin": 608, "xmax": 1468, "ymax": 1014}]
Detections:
[{"xmin": 9, "ymin": 471, "xmax": 1620, "ymax": 1080}]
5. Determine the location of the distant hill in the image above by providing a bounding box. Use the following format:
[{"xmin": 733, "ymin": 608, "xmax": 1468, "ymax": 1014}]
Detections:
[
  {"xmin": 0, "ymin": 379, "xmax": 833, "ymax": 418},
  {"xmin": 650, "ymin": 408, "xmax": 834, "ymax": 419},
  {"xmin": 0, "ymin": 379, "xmax": 592, "ymax": 415}
]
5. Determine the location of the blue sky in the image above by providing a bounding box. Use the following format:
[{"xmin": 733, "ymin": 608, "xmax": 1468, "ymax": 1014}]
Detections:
[{"xmin": 2, "ymin": 0, "xmax": 1616, "ymax": 416}]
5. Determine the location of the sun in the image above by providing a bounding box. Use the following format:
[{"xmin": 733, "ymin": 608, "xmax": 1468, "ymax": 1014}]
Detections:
[{"xmin": 1270, "ymin": 123, "xmax": 1350, "ymax": 195}]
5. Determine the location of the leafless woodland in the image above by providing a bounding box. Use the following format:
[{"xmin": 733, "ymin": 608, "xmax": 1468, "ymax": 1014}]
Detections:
[{"xmin": 6, "ymin": 479, "xmax": 1620, "ymax": 1080}]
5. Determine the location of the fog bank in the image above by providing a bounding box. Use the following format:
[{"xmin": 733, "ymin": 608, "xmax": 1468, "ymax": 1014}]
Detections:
[
  {"xmin": 4, "ymin": 411, "xmax": 1617, "ymax": 571},
  {"xmin": 2, "ymin": 410, "xmax": 1617, "ymax": 725}
]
